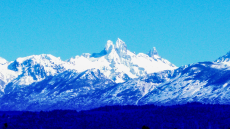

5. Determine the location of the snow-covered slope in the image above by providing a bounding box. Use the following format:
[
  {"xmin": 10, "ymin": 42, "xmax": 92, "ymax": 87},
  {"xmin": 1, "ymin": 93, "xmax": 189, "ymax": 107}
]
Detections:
[
  {"xmin": 214, "ymin": 51, "xmax": 230, "ymax": 69},
  {"xmin": 0, "ymin": 57, "xmax": 7, "ymax": 65},
  {"xmin": 0, "ymin": 38, "xmax": 176, "ymax": 93},
  {"xmin": 67, "ymin": 38, "xmax": 177, "ymax": 83},
  {"xmin": 215, "ymin": 51, "xmax": 230, "ymax": 63},
  {"xmin": 0, "ymin": 38, "xmax": 177, "ymax": 110},
  {"xmin": 2, "ymin": 60, "xmax": 230, "ymax": 111},
  {"xmin": 0, "ymin": 69, "xmax": 116, "ymax": 111},
  {"xmin": 138, "ymin": 61, "xmax": 230, "ymax": 105},
  {"xmin": 1, "ymin": 39, "xmax": 230, "ymax": 111},
  {"xmin": 0, "ymin": 57, "xmax": 19, "ymax": 93},
  {"xmin": 0, "ymin": 38, "xmax": 177, "ymax": 91},
  {"xmin": 4, "ymin": 54, "xmax": 71, "ymax": 93}
]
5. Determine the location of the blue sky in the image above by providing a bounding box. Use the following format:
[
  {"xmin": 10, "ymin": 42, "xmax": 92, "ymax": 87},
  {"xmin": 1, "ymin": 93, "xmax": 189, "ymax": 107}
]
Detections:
[{"xmin": 0, "ymin": 0, "xmax": 229, "ymax": 66}]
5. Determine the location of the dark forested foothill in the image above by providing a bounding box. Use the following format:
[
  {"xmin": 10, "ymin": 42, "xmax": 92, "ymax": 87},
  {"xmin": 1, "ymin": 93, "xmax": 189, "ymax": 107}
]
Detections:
[{"xmin": 1, "ymin": 103, "xmax": 230, "ymax": 128}]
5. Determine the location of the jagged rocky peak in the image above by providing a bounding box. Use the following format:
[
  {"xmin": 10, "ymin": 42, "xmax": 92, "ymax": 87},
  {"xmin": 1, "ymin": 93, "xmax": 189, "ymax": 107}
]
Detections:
[
  {"xmin": 0, "ymin": 57, "xmax": 7, "ymax": 64},
  {"xmin": 148, "ymin": 47, "xmax": 158, "ymax": 57},
  {"xmin": 115, "ymin": 38, "xmax": 127, "ymax": 56},
  {"xmin": 105, "ymin": 40, "xmax": 115, "ymax": 54}
]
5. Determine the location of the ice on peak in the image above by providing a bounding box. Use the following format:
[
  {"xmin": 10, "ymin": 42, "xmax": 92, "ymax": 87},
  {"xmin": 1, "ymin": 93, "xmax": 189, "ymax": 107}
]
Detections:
[
  {"xmin": 115, "ymin": 38, "xmax": 126, "ymax": 49},
  {"xmin": 0, "ymin": 57, "xmax": 7, "ymax": 64},
  {"xmin": 81, "ymin": 53, "xmax": 91, "ymax": 58},
  {"xmin": 115, "ymin": 38, "xmax": 127, "ymax": 56},
  {"xmin": 148, "ymin": 47, "xmax": 159, "ymax": 58},
  {"xmin": 145, "ymin": 47, "xmax": 161, "ymax": 60},
  {"xmin": 105, "ymin": 40, "xmax": 115, "ymax": 53},
  {"xmin": 40, "ymin": 54, "xmax": 58, "ymax": 59},
  {"xmin": 8, "ymin": 54, "xmax": 65, "ymax": 73},
  {"xmin": 36, "ymin": 54, "xmax": 61, "ymax": 61},
  {"xmin": 215, "ymin": 51, "xmax": 230, "ymax": 63},
  {"xmin": 224, "ymin": 51, "xmax": 230, "ymax": 58},
  {"xmin": 15, "ymin": 54, "xmax": 61, "ymax": 64}
]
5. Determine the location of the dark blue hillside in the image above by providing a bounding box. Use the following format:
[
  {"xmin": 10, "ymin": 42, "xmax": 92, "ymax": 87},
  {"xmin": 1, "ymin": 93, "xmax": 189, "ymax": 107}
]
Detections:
[{"xmin": 1, "ymin": 103, "xmax": 230, "ymax": 129}]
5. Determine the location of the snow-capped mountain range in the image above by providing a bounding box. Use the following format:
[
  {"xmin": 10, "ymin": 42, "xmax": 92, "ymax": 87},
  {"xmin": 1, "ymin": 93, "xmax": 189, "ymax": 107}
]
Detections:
[
  {"xmin": 0, "ymin": 38, "xmax": 176, "ymax": 91},
  {"xmin": 0, "ymin": 38, "xmax": 230, "ymax": 111}
]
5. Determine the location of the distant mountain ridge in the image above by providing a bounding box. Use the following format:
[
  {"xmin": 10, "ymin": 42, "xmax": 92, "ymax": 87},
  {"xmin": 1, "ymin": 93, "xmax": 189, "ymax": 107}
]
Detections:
[{"xmin": 0, "ymin": 39, "xmax": 230, "ymax": 111}]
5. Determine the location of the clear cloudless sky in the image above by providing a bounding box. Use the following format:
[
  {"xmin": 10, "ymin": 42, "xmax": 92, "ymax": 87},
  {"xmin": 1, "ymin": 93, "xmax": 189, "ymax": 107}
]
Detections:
[{"xmin": 0, "ymin": 0, "xmax": 230, "ymax": 66}]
